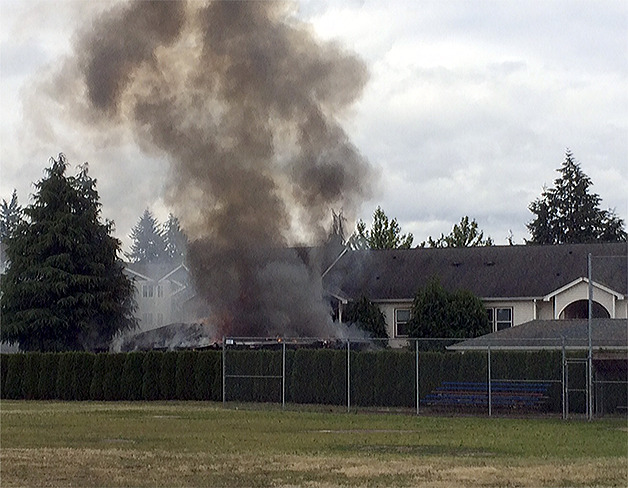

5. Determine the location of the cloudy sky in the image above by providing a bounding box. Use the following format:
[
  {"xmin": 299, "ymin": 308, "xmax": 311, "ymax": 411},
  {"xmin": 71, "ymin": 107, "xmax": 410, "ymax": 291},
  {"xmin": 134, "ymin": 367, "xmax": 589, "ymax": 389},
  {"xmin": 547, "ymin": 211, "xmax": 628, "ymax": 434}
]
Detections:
[{"xmin": 1, "ymin": 0, "xmax": 626, "ymax": 250}]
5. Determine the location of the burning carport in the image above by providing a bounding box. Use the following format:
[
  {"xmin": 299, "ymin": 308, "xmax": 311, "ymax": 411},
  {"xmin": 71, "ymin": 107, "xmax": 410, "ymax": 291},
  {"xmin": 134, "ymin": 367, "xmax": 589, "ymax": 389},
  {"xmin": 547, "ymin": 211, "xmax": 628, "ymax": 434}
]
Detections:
[{"xmin": 119, "ymin": 322, "xmax": 219, "ymax": 352}]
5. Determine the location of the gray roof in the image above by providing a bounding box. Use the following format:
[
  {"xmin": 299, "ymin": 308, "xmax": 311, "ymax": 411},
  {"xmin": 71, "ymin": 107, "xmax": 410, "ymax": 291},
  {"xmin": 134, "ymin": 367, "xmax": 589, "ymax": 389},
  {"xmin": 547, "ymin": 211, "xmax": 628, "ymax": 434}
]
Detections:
[
  {"xmin": 325, "ymin": 242, "xmax": 627, "ymax": 301},
  {"xmin": 449, "ymin": 318, "xmax": 628, "ymax": 351},
  {"xmin": 124, "ymin": 261, "xmax": 187, "ymax": 282}
]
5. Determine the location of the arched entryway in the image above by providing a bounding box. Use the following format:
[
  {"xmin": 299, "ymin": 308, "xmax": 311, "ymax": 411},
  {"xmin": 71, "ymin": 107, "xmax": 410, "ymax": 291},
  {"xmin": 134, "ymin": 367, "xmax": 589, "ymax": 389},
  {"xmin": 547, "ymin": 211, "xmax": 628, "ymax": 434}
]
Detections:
[{"xmin": 560, "ymin": 300, "xmax": 610, "ymax": 319}]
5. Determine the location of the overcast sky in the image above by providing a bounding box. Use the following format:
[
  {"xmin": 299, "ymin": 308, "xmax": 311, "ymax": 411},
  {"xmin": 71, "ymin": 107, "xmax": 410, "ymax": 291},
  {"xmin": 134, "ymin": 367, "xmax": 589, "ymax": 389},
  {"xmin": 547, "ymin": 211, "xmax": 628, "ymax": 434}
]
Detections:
[{"xmin": 1, "ymin": 0, "xmax": 626, "ymax": 250}]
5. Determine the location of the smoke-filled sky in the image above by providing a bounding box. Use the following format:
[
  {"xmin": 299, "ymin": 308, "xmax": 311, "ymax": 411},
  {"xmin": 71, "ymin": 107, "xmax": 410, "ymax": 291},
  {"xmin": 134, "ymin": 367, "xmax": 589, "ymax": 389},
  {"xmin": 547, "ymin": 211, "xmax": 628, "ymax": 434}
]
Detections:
[{"xmin": 1, "ymin": 0, "xmax": 627, "ymax": 249}]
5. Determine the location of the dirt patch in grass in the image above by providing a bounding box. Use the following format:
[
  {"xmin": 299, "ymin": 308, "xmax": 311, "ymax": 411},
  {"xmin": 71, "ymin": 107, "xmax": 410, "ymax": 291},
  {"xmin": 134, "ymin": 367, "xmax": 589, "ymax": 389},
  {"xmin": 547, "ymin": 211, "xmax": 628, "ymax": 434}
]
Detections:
[{"xmin": 2, "ymin": 448, "xmax": 626, "ymax": 487}]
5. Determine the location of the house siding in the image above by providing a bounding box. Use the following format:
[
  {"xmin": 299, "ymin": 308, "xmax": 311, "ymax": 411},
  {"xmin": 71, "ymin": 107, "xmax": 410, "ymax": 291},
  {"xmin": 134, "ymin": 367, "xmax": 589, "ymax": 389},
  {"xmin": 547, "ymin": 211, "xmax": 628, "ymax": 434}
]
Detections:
[
  {"xmin": 134, "ymin": 280, "xmax": 175, "ymax": 332},
  {"xmin": 373, "ymin": 294, "xmax": 627, "ymax": 345}
]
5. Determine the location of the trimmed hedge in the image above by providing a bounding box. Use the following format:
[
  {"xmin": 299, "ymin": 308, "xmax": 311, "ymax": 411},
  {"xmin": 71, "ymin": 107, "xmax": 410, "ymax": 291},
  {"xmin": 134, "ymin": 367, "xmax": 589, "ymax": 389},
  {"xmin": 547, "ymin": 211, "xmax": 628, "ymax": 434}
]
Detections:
[
  {"xmin": 0, "ymin": 348, "xmax": 613, "ymax": 414},
  {"xmin": 4, "ymin": 354, "xmax": 25, "ymax": 399},
  {"xmin": 142, "ymin": 351, "xmax": 162, "ymax": 400},
  {"xmin": 38, "ymin": 353, "xmax": 59, "ymax": 399},
  {"xmin": 195, "ymin": 351, "xmax": 221, "ymax": 401},
  {"xmin": 121, "ymin": 352, "xmax": 145, "ymax": 401}
]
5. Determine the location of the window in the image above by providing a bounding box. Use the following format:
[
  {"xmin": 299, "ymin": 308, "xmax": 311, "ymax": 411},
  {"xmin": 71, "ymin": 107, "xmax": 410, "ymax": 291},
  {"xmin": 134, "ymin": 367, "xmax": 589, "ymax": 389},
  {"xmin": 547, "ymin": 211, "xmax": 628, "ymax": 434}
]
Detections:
[
  {"xmin": 157, "ymin": 285, "xmax": 164, "ymax": 298},
  {"xmin": 487, "ymin": 307, "xmax": 512, "ymax": 332},
  {"xmin": 142, "ymin": 313, "xmax": 154, "ymax": 326},
  {"xmin": 157, "ymin": 313, "xmax": 164, "ymax": 326},
  {"xmin": 142, "ymin": 285, "xmax": 154, "ymax": 298},
  {"xmin": 395, "ymin": 308, "xmax": 411, "ymax": 337}
]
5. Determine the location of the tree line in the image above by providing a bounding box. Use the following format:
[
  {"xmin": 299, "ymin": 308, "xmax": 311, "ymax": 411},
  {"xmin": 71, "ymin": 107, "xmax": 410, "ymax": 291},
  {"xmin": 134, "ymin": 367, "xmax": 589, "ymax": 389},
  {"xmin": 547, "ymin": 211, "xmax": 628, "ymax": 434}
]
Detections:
[
  {"xmin": 1, "ymin": 150, "xmax": 625, "ymax": 351},
  {"xmin": 352, "ymin": 149, "xmax": 625, "ymax": 249}
]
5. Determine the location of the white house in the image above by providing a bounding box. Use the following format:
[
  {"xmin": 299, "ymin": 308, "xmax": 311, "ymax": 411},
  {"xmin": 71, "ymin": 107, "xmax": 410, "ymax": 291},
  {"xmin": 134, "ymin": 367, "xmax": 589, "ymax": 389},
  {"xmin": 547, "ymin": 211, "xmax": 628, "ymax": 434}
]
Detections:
[
  {"xmin": 324, "ymin": 242, "xmax": 628, "ymax": 339},
  {"xmin": 124, "ymin": 261, "xmax": 192, "ymax": 333}
]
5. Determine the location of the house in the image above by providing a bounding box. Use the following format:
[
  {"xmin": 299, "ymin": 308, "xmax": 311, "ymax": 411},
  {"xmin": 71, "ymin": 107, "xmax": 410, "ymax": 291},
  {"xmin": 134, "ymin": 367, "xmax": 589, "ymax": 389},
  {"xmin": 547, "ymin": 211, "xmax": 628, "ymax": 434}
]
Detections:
[
  {"xmin": 119, "ymin": 239, "xmax": 347, "ymax": 347},
  {"xmin": 324, "ymin": 242, "xmax": 628, "ymax": 340},
  {"xmin": 124, "ymin": 261, "xmax": 193, "ymax": 333}
]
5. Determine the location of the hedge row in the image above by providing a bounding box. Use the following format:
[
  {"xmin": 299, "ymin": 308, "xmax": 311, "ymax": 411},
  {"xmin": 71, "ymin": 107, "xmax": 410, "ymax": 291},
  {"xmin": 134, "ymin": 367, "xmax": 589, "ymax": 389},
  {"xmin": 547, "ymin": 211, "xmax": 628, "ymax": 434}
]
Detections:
[
  {"xmin": 0, "ymin": 351, "xmax": 221, "ymax": 402},
  {"xmin": 1, "ymin": 349, "xmax": 566, "ymax": 410}
]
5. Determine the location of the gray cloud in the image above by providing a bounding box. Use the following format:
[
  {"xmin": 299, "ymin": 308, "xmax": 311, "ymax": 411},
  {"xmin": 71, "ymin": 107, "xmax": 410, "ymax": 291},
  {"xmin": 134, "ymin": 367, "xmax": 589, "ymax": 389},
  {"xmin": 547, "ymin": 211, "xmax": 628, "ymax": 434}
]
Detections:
[{"xmin": 1, "ymin": 0, "xmax": 626, "ymax": 254}]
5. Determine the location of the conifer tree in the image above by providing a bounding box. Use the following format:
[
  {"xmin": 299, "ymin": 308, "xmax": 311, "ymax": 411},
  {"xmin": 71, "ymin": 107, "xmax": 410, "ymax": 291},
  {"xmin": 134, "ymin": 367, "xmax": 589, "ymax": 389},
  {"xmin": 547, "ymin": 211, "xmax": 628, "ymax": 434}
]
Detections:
[
  {"xmin": 0, "ymin": 154, "xmax": 137, "ymax": 351},
  {"xmin": 127, "ymin": 209, "xmax": 166, "ymax": 264},
  {"xmin": 0, "ymin": 189, "xmax": 23, "ymax": 241},
  {"xmin": 527, "ymin": 150, "xmax": 626, "ymax": 244},
  {"xmin": 162, "ymin": 213, "xmax": 188, "ymax": 262}
]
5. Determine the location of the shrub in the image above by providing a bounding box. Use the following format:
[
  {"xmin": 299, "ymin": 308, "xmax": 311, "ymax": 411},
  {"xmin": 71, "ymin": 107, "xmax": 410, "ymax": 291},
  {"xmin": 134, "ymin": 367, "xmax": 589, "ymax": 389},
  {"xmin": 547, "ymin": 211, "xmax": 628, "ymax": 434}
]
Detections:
[
  {"xmin": 344, "ymin": 296, "xmax": 388, "ymax": 341},
  {"xmin": 159, "ymin": 352, "xmax": 178, "ymax": 400},
  {"xmin": 4, "ymin": 354, "xmax": 25, "ymax": 399},
  {"xmin": 74, "ymin": 353, "xmax": 95, "ymax": 400},
  {"xmin": 142, "ymin": 351, "xmax": 162, "ymax": 401},
  {"xmin": 121, "ymin": 352, "xmax": 145, "ymax": 400},
  {"xmin": 351, "ymin": 351, "xmax": 376, "ymax": 406},
  {"xmin": 292, "ymin": 349, "xmax": 345, "ymax": 405},
  {"xmin": 408, "ymin": 278, "xmax": 490, "ymax": 338},
  {"xmin": 373, "ymin": 350, "xmax": 414, "ymax": 407},
  {"xmin": 24, "ymin": 353, "xmax": 42, "ymax": 399},
  {"xmin": 102, "ymin": 354, "xmax": 125, "ymax": 400},
  {"xmin": 90, "ymin": 354, "xmax": 107, "ymax": 400},
  {"xmin": 175, "ymin": 351, "xmax": 197, "ymax": 400},
  {"xmin": 0, "ymin": 354, "xmax": 9, "ymax": 397},
  {"xmin": 56, "ymin": 353, "xmax": 75, "ymax": 400},
  {"xmin": 38, "ymin": 353, "xmax": 59, "ymax": 399},
  {"xmin": 194, "ymin": 351, "xmax": 221, "ymax": 401}
]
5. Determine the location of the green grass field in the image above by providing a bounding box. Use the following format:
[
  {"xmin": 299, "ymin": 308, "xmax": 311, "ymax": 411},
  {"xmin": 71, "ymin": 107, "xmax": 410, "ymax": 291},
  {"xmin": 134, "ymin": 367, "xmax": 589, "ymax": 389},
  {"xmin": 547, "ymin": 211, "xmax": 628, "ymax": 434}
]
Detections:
[{"xmin": 1, "ymin": 401, "xmax": 626, "ymax": 487}]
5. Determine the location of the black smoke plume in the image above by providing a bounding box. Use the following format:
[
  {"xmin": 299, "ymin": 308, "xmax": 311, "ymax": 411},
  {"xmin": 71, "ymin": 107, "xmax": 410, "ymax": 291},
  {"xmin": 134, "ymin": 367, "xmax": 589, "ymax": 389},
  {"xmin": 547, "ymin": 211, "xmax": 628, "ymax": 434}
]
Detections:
[{"xmin": 73, "ymin": 1, "xmax": 375, "ymax": 337}]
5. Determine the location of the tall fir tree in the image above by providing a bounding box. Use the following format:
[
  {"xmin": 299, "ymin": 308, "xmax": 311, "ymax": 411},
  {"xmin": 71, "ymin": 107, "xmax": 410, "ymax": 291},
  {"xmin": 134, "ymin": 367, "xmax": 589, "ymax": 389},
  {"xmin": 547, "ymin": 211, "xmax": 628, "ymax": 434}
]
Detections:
[
  {"xmin": 162, "ymin": 213, "xmax": 188, "ymax": 262},
  {"xmin": 0, "ymin": 155, "xmax": 137, "ymax": 351},
  {"xmin": 527, "ymin": 150, "xmax": 626, "ymax": 244},
  {"xmin": 127, "ymin": 209, "xmax": 166, "ymax": 264},
  {"xmin": 0, "ymin": 189, "xmax": 23, "ymax": 241}
]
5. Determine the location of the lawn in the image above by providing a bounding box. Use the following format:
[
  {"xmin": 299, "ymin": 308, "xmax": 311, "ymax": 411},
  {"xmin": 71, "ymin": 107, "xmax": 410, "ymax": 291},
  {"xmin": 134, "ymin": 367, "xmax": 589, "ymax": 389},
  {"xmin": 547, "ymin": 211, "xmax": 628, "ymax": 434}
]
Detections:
[{"xmin": 1, "ymin": 401, "xmax": 626, "ymax": 487}]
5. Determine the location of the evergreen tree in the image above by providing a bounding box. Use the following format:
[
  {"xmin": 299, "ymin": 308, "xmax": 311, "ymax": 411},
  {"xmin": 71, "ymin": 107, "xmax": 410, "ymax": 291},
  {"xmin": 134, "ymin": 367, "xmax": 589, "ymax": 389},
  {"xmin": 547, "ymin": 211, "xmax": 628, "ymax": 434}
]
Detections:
[
  {"xmin": 356, "ymin": 206, "xmax": 413, "ymax": 249},
  {"xmin": 162, "ymin": 213, "xmax": 188, "ymax": 262},
  {"xmin": 0, "ymin": 155, "xmax": 137, "ymax": 351},
  {"xmin": 407, "ymin": 278, "xmax": 489, "ymax": 338},
  {"xmin": 344, "ymin": 296, "xmax": 388, "ymax": 340},
  {"xmin": 127, "ymin": 209, "xmax": 166, "ymax": 264},
  {"xmin": 0, "ymin": 189, "xmax": 23, "ymax": 241},
  {"xmin": 527, "ymin": 150, "xmax": 626, "ymax": 244},
  {"xmin": 422, "ymin": 216, "xmax": 493, "ymax": 248}
]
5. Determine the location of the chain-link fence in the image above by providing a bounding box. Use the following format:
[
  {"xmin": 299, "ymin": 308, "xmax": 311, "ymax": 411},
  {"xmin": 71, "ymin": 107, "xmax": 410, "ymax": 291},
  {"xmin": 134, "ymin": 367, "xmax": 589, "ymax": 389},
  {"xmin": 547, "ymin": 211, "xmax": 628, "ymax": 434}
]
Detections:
[{"xmin": 221, "ymin": 337, "xmax": 627, "ymax": 418}]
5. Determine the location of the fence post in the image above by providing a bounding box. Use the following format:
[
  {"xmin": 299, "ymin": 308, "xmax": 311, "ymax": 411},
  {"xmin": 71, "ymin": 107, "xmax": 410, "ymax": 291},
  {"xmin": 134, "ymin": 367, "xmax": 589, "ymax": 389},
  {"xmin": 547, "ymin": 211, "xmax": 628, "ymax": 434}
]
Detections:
[
  {"xmin": 587, "ymin": 252, "xmax": 593, "ymax": 421},
  {"xmin": 562, "ymin": 337, "xmax": 566, "ymax": 420},
  {"xmin": 487, "ymin": 345, "xmax": 492, "ymax": 417},
  {"xmin": 222, "ymin": 337, "xmax": 226, "ymax": 405},
  {"xmin": 346, "ymin": 339, "xmax": 351, "ymax": 413},
  {"xmin": 282, "ymin": 341, "xmax": 286, "ymax": 410},
  {"xmin": 415, "ymin": 339, "xmax": 420, "ymax": 415}
]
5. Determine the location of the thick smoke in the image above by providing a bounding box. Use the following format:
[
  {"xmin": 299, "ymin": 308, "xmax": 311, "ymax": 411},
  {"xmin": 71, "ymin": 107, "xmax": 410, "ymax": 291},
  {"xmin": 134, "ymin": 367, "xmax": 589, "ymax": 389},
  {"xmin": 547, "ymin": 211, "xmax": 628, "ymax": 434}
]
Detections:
[{"xmin": 72, "ymin": 1, "xmax": 374, "ymax": 337}]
